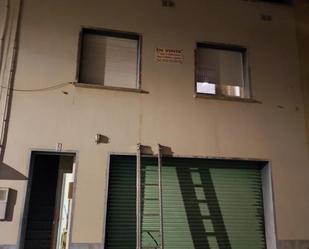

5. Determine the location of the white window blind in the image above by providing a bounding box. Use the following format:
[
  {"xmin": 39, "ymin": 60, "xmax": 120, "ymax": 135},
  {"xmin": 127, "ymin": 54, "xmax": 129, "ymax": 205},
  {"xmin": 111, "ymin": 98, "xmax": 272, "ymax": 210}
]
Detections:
[
  {"xmin": 196, "ymin": 45, "xmax": 247, "ymax": 98},
  {"xmin": 79, "ymin": 32, "xmax": 139, "ymax": 89},
  {"xmin": 196, "ymin": 48, "xmax": 244, "ymax": 86},
  {"xmin": 104, "ymin": 37, "xmax": 138, "ymax": 88}
]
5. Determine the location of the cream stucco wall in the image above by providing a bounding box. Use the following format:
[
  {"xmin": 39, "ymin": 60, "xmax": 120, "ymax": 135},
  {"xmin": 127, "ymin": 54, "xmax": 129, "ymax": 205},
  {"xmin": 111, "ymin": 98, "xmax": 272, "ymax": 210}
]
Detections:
[{"xmin": 0, "ymin": 0, "xmax": 309, "ymax": 246}]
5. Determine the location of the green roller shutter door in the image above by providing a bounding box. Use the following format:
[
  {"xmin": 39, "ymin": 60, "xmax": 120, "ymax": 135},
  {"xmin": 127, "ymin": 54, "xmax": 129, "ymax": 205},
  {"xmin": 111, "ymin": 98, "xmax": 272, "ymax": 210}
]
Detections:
[
  {"xmin": 105, "ymin": 155, "xmax": 137, "ymax": 249},
  {"xmin": 105, "ymin": 155, "xmax": 266, "ymax": 249}
]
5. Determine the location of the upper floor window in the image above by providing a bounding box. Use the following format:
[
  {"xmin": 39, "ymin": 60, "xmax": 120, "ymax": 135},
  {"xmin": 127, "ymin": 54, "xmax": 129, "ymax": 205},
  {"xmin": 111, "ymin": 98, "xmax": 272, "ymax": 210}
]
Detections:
[
  {"xmin": 78, "ymin": 28, "xmax": 141, "ymax": 89},
  {"xmin": 195, "ymin": 43, "xmax": 250, "ymax": 99}
]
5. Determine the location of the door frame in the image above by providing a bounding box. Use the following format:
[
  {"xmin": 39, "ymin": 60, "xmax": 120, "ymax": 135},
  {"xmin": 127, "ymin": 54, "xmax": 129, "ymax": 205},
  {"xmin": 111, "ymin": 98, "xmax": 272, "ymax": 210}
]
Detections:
[
  {"xmin": 102, "ymin": 152, "xmax": 278, "ymax": 249},
  {"xmin": 17, "ymin": 150, "xmax": 78, "ymax": 249}
]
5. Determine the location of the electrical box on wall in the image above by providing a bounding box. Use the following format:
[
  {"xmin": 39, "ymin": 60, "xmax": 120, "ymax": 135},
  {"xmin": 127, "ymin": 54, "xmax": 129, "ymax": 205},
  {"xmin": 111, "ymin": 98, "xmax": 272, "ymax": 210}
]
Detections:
[{"xmin": 0, "ymin": 187, "xmax": 9, "ymax": 220}]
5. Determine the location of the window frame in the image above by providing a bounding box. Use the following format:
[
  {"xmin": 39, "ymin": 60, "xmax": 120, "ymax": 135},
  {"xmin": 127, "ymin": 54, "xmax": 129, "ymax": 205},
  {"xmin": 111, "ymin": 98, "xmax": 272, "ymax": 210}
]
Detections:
[
  {"xmin": 195, "ymin": 42, "xmax": 251, "ymax": 100},
  {"xmin": 76, "ymin": 27, "xmax": 142, "ymax": 90}
]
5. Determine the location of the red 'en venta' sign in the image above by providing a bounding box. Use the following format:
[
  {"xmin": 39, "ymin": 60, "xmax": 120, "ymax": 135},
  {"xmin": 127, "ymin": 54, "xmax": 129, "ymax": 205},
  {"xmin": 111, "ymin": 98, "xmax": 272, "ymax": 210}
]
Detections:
[{"xmin": 155, "ymin": 48, "xmax": 184, "ymax": 64}]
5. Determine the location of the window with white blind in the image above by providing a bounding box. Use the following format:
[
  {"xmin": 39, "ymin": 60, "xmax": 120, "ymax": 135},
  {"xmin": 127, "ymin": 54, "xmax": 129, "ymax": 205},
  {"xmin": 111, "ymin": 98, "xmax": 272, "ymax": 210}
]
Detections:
[
  {"xmin": 195, "ymin": 43, "xmax": 250, "ymax": 99},
  {"xmin": 78, "ymin": 29, "xmax": 140, "ymax": 89}
]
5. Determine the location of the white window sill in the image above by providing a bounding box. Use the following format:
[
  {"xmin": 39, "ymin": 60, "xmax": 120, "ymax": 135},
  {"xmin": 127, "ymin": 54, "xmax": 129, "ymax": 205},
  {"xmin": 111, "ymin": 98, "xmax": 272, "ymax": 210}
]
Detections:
[
  {"xmin": 194, "ymin": 93, "xmax": 262, "ymax": 103},
  {"xmin": 74, "ymin": 82, "xmax": 149, "ymax": 94}
]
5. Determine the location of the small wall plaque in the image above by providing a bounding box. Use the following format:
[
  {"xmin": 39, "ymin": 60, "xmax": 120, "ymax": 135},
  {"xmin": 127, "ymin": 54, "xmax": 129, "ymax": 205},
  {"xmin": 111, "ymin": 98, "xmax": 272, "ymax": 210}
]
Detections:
[{"xmin": 155, "ymin": 47, "xmax": 184, "ymax": 64}]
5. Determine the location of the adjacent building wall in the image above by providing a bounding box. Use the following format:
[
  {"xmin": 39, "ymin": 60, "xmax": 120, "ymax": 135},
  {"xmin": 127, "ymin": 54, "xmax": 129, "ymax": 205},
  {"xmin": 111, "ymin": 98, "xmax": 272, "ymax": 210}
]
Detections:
[
  {"xmin": 295, "ymin": 0, "xmax": 309, "ymax": 149},
  {"xmin": 277, "ymin": 2, "xmax": 309, "ymax": 248},
  {"xmin": 277, "ymin": 3, "xmax": 309, "ymax": 247},
  {"xmin": 0, "ymin": 0, "xmax": 309, "ymax": 247},
  {"xmin": 278, "ymin": 0, "xmax": 309, "ymax": 249}
]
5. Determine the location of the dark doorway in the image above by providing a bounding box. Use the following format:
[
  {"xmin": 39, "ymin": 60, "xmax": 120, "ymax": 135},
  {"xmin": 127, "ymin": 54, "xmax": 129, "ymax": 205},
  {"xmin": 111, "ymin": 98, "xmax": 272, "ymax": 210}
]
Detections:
[{"xmin": 21, "ymin": 152, "xmax": 75, "ymax": 249}]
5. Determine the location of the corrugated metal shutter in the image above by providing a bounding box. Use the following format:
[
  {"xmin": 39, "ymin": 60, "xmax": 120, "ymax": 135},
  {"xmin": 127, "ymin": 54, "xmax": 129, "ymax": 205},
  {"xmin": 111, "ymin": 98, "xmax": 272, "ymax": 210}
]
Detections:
[
  {"xmin": 105, "ymin": 155, "xmax": 137, "ymax": 249},
  {"xmin": 105, "ymin": 156, "xmax": 266, "ymax": 249},
  {"xmin": 160, "ymin": 158, "xmax": 266, "ymax": 249}
]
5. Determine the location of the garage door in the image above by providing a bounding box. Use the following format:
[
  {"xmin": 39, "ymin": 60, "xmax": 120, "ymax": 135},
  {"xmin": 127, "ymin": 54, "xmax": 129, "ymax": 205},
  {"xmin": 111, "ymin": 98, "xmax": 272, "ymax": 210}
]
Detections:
[{"xmin": 105, "ymin": 155, "xmax": 266, "ymax": 249}]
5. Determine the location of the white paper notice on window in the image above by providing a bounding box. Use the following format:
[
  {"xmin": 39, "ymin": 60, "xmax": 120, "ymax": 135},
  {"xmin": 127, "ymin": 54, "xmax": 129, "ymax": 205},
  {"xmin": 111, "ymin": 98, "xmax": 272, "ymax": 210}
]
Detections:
[{"xmin": 155, "ymin": 48, "xmax": 184, "ymax": 64}]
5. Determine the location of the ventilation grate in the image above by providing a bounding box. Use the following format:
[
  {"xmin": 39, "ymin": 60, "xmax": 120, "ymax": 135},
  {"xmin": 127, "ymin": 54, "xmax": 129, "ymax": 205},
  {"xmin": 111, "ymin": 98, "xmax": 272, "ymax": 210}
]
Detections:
[{"xmin": 162, "ymin": 0, "xmax": 175, "ymax": 7}]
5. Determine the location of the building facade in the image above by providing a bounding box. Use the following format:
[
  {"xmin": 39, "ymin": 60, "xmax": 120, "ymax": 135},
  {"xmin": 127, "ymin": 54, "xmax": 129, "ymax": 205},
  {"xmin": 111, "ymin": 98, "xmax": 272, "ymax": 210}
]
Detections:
[{"xmin": 0, "ymin": 0, "xmax": 309, "ymax": 249}]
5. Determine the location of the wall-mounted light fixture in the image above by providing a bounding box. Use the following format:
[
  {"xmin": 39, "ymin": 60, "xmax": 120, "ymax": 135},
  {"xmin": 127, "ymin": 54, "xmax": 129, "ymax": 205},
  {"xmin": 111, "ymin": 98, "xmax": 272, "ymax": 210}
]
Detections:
[{"xmin": 95, "ymin": 134, "xmax": 110, "ymax": 144}]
